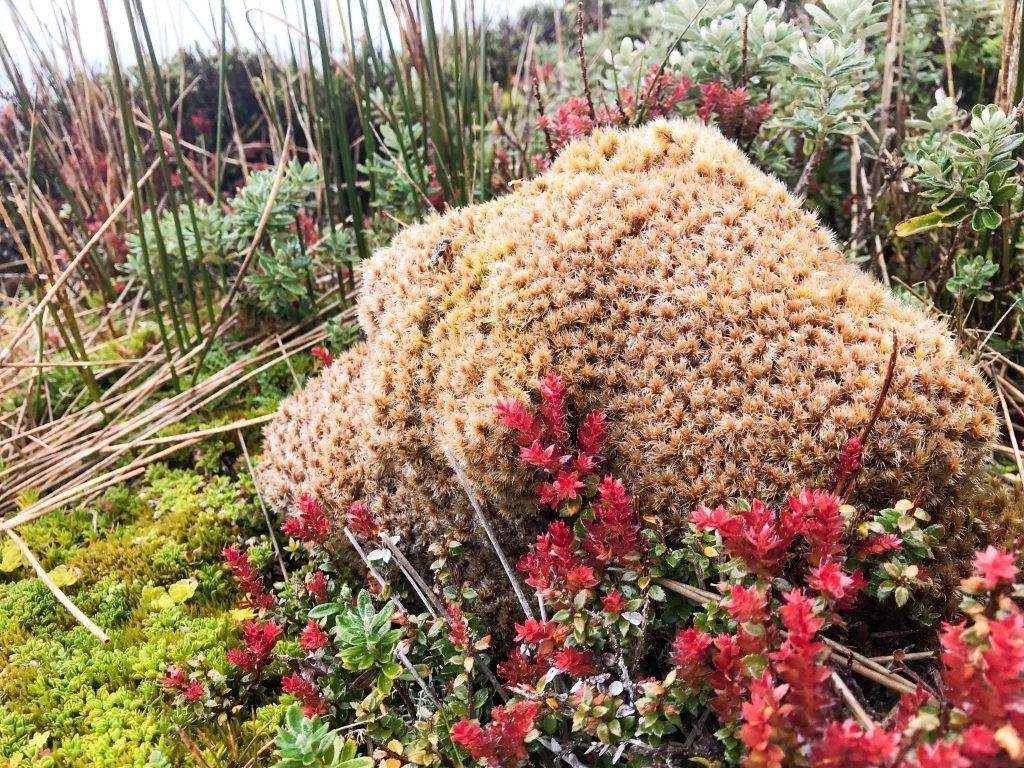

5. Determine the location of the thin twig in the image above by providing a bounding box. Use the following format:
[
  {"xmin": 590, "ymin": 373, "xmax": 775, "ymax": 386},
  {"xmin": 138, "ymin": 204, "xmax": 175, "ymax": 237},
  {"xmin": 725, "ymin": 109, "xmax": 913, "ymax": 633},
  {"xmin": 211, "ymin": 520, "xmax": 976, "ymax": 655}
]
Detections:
[
  {"xmin": 7, "ymin": 528, "xmax": 109, "ymax": 643},
  {"xmin": 190, "ymin": 127, "xmax": 293, "ymax": 384},
  {"xmin": 532, "ymin": 74, "xmax": 556, "ymax": 163},
  {"xmin": 441, "ymin": 445, "xmax": 536, "ymax": 621},
  {"xmin": 104, "ymin": 413, "xmax": 274, "ymax": 451},
  {"xmin": 831, "ymin": 671, "xmax": 876, "ymax": 730},
  {"xmin": 995, "ymin": 378, "xmax": 1024, "ymax": 488},
  {"xmin": 237, "ymin": 429, "xmax": 288, "ymax": 579},
  {"xmin": 0, "ymin": 359, "xmax": 147, "ymax": 369},
  {"xmin": 378, "ymin": 536, "xmax": 443, "ymax": 619},
  {"xmin": 836, "ymin": 330, "xmax": 900, "ymax": 498},
  {"xmin": 576, "ymin": 1, "xmax": 596, "ymax": 122}
]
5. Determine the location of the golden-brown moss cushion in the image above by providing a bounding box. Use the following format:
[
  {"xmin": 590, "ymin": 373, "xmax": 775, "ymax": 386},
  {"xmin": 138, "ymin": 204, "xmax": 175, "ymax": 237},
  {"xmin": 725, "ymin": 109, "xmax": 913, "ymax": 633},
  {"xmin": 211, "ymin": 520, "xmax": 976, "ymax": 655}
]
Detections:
[{"xmin": 262, "ymin": 120, "xmax": 998, "ymax": 576}]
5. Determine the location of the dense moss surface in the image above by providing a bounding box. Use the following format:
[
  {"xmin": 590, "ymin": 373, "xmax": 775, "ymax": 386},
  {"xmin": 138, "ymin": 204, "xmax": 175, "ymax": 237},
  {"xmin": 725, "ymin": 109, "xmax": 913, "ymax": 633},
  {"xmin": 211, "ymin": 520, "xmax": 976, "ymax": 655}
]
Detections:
[{"xmin": 0, "ymin": 465, "xmax": 276, "ymax": 767}]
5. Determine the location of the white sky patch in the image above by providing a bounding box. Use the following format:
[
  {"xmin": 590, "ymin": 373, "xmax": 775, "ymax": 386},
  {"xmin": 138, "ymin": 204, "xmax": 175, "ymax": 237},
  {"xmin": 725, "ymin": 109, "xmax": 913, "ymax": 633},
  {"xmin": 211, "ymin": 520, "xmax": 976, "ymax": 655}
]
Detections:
[{"xmin": 0, "ymin": 0, "xmax": 533, "ymax": 89}]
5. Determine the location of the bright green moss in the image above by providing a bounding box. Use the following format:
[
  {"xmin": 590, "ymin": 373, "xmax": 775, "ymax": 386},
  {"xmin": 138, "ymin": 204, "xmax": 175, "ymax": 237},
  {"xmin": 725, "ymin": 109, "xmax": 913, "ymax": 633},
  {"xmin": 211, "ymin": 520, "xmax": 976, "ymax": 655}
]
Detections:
[
  {"xmin": 77, "ymin": 577, "xmax": 134, "ymax": 628},
  {"xmin": 0, "ymin": 465, "xmax": 264, "ymax": 767},
  {"xmin": 0, "ymin": 579, "xmax": 64, "ymax": 631}
]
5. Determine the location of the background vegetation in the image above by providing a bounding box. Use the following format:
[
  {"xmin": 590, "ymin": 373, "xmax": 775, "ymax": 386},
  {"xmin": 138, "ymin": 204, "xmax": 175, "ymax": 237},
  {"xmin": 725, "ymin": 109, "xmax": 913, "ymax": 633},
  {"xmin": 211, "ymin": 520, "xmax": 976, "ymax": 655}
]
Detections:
[{"xmin": 2, "ymin": 0, "xmax": 1024, "ymax": 765}]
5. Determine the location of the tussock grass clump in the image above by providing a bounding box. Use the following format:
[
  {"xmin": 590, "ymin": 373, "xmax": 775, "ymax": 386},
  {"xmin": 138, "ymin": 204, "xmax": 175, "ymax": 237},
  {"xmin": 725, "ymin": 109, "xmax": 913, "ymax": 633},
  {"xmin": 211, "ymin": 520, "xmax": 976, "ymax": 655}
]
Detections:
[{"xmin": 262, "ymin": 120, "xmax": 998, "ymax": 574}]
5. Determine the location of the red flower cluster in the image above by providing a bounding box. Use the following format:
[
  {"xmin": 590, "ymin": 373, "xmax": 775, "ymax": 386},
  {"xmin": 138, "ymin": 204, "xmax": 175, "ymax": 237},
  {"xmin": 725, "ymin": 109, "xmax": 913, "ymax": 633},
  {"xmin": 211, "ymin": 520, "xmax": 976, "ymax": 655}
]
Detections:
[
  {"xmin": 671, "ymin": 627, "xmax": 714, "ymax": 686},
  {"xmin": 601, "ymin": 590, "xmax": 626, "ymax": 613},
  {"xmin": 189, "ymin": 111, "xmax": 213, "ymax": 135},
  {"xmin": 451, "ymin": 701, "xmax": 539, "ymax": 768},
  {"xmin": 306, "ymin": 571, "xmax": 329, "ymax": 603},
  {"xmin": 310, "ymin": 346, "xmax": 335, "ymax": 366},
  {"xmin": 771, "ymin": 590, "xmax": 831, "ymax": 733},
  {"xmin": 535, "ymin": 67, "xmax": 692, "ymax": 164},
  {"xmin": 787, "ymin": 488, "xmax": 848, "ymax": 564},
  {"xmin": 497, "ymin": 373, "xmax": 597, "ymax": 477},
  {"xmin": 696, "ymin": 82, "xmax": 772, "ymax": 144},
  {"xmin": 940, "ymin": 614, "xmax": 1024, "ymax": 732},
  {"xmin": 85, "ymin": 217, "xmax": 129, "ymax": 260},
  {"xmin": 673, "ymin": 588, "xmax": 829, "ymax": 725},
  {"xmin": 834, "ymin": 436, "xmax": 864, "ymax": 491},
  {"xmin": 671, "ymin": 535, "xmax": 1024, "ymax": 766},
  {"xmin": 294, "ymin": 210, "xmax": 319, "ymax": 246},
  {"xmin": 497, "ymin": 651, "xmax": 548, "ymax": 692},
  {"xmin": 517, "ymin": 521, "xmax": 594, "ymax": 599},
  {"xmin": 346, "ymin": 500, "xmax": 381, "ymax": 541},
  {"xmin": 497, "ymin": 647, "xmax": 549, "ymax": 691},
  {"xmin": 222, "ymin": 545, "xmax": 276, "ymax": 609},
  {"xmin": 618, "ymin": 68, "xmax": 692, "ymax": 121},
  {"xmin": 514, "ymin": 618, "xmax": 570, "ymax": 657},
  {"xmin": 583, "ymin": 476, "xmax": 641, "ymax": 565},
  {"xmin": 554, "ymin": 647, "xmax": 596, "ymax": 677},
  {"xmin": 281, "ymin": 672, "xmax": 329, "ymax": 718},
  {"xmin": 692, "ymin": 488, "xmax": 864, "ymax": 609},
  {"xmin": 808, "ymin": 720, "xmax": 898, "ymax": 768},
  {"xmin": 226, "ymin": 619, "xmax": 282, "ymax": 675},
  {"xmin": 160, "ymin": 665, "xmax": 205, "ymax": 701},
  {"xmin": 973, "ymin": 546, "xmax": 1019, "ymax": 590},
  {"xmin": 499, "ymin": 375, "xmax": 621, "ymax": 530},
  {"xmin": 446, "ymin": 600, "xmax": 471, "ymax": 650},
  {"xmin": 496, "ymin": 374, "xmax": 647, "ymax": 685},
  {"xmin": 692, "ymin": 500, "xmax": 793, "ymax": 577},
  {"xmin": 536, "ymin": 97, "xmax": 604, "ymax": 158},
  {"xmin": 808, "ymin": 559, "xmax": 864, "ymax": 608},
  {"xmin": 739, "ymin": 672, "xmax": 792, "ymax": 768},
  {"xmin": 280, "ymin": 492, "xmax": 331, "ymax": 544},
  {"xmin": 300, "ymin": 619, "xmax": 330, "ymax": 653},
  {"xmin": 676, "ymin": 484, "xmax": 883, "ymax": 756}
]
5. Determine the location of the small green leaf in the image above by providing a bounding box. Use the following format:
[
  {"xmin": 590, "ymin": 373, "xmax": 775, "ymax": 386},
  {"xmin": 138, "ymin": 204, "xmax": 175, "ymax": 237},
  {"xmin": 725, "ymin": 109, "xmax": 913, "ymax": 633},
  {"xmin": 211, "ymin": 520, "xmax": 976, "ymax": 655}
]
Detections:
[
  {"xmin": 47, "ymin": 564, "xmax": 81, "ymax": 588},
  {"xmin": 167, "ymin": 578, "xmax": 198, "ymax": 604},
  {"xmin": 894, "ymin": 210, "xmax": 948, "ymax": 237},
  {"xmin": 971, "ymin": 207, "xmax": 1002, "ymax": 231},
  {"xmin": 0, "ymin": 541, "xmax": 25, "ymax": 572}
]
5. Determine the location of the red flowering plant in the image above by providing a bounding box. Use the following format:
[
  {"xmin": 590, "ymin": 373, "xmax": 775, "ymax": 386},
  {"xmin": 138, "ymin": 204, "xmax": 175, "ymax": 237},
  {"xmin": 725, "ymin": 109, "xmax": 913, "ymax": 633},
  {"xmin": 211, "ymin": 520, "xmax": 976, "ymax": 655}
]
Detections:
[
  {"xmin": 533, "ymin": 74, "xmax": 774, "ymax": 170},
  {"xmin": 696, "ymin": 82, "xmax": 773, "ymax": 146},
  {"xmin": 176, "ymin": 501, "xmax": 339, "ymax": 717},
  {"xmin": 645, "ymin": 465, "xmax": 1021, "ymax": 764},
  {"xmin": 159, "ymin": 664, "xmax": 207, "ymax": 706},
  {"xmin": 173, "ymin": 541, "xmax": 286, "ymax": 704},
  {"xmin": 482, "ymin": 373, "xmax": 1024, "ymax": 766},
  {"xmin": 205, "ymin": 480, "xmax": 513, "ymax": 764},
  {"xmin": 199, "ymin": 372, "xmax": 1024, "ymax": 768},
  {"xmin": 479, "ymin": 373, "xmax": 737, "ymax": 760}
]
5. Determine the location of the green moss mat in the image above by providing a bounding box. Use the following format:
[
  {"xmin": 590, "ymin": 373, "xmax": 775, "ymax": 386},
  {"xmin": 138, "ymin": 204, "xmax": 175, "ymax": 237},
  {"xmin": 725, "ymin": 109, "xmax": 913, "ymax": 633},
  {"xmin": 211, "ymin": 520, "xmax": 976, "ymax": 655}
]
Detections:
[{"xmin": 0, "ymin": 465, "xmax": 275, "ymax": 767}]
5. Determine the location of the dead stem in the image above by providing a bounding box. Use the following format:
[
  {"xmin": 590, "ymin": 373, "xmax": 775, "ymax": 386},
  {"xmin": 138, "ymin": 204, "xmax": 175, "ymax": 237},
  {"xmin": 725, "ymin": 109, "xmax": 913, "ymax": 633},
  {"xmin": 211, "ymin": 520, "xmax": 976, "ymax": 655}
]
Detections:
[
  {"xmin": 576, "ymin": 1, "xmax": 596, "ymax": 122},
  {"xmin": 7, "ymin": 528, "xmax": 110, "ymax": 643},
  {"xmin": 533, "ymin": 73, "xmax": 557, "ymax": 163},
  {"xmin": 442, "ymin": 444, "xmax": 537, "ymax": 621},
  {"xmin": 835, "ymin": 330, "xmax": 900, "ymax": 499}
]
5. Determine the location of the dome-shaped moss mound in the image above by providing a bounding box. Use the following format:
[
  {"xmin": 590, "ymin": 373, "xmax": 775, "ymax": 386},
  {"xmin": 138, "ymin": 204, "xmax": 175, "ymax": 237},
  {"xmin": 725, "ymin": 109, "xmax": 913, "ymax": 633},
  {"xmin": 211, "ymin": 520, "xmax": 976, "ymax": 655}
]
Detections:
[{"xmin": 261, "ymin": 120, "xmax": 998, "ymax": 589}]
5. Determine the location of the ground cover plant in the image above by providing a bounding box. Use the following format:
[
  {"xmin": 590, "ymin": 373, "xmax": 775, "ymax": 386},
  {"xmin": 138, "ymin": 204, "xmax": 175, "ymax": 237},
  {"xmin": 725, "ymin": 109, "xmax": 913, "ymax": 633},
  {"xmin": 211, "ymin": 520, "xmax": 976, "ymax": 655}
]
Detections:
[{"xmin": 2, "ymin": 0, "xmax": 1024, "ymax": 766}]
